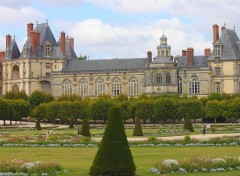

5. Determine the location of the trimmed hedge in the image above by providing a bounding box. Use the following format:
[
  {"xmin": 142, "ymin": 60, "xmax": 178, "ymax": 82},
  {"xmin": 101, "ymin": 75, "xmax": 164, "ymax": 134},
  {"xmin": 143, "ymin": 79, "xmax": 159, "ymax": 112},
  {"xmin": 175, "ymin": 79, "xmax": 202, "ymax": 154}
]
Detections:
[
  {"xmin": 80, "ymin": 119, "xmax": 91, "ymax": 137},
  {"xmin": 133, "ymin": 118, "xmax": 143, "ymax": 136},
  {"xmin": 184, "ymin": 117, "xmax": 194, "ymax": 132}
]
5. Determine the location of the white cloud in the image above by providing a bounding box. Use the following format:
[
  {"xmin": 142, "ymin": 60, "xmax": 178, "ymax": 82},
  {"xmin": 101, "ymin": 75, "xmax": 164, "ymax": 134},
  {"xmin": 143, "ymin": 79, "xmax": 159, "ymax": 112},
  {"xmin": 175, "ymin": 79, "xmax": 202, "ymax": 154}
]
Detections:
[
  {"xmin": 0, "ymin": 0, "xmax": 30, "ymax": 8},
  {"xmin": 0, "ymin": 34, "xmax": 5, "ymax": 51},
  {"xmin": 42, "ymin": 0, "xmax": 83, "ymax": 6}
]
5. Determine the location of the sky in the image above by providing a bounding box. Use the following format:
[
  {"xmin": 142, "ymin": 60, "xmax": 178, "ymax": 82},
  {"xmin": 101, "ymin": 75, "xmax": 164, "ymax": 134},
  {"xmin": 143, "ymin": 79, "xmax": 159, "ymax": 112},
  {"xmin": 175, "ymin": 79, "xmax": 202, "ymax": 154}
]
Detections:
[{"xmin": 0, "ymin": 0, "xmax": 240, "ymax": 59}]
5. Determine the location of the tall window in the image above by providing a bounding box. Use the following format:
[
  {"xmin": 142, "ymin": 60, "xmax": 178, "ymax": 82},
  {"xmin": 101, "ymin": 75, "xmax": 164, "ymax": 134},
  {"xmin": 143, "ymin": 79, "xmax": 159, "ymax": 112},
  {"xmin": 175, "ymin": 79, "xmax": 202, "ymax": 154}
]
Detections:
[
  {"xmin": 215, "ymin": 82, "xmax": 221, "ymax": 93},
  {"xmin": 166, "ymin": 73, "xmax": 171, "ymax": 85},
  {"xmin": 214, "ymin": 57, "xmax": 220, "ymax": 64},
  {"xmin": 128, "ymin": 77, "xmax": 138, "ymax": 96},
  {"xmin": 166, "ymin": 50, "xmax": 169, "ymax": 57},
  {"xmin": 12, "ymin": 65, "xmax": 19, "ymax": 80},
  {"xmin": 178, "ymin": 76, "xmax": 182, "ymax": 94},
  {"xmin": 95, "ymin": 78, "xmax": 105, "ymax": 96},
  {"xmin": 156, "ymin": 73, "xmax": 162, "ymax": 84},
  {"xmin": 112, "ymin": 77, "xmax": 121, "ymax": 96},
  {"xmin": 215, "ymin": 45, "xmax": 221, "ymax": 55},
  {"xmin": 78, "ymin": 79, "xmax": 88, "ymax": 97},
  {"xmin": 44, "ymin": 43, "xmax": 51, "ymax": 56},
  {"xmin": 161, "ymin": 50, "xmax": 164, "ymax": 56},
  {"xmin": 189, "ymin": 75, "xmax": 200, "ymax": 94},
  {"xmin": 63, "ymin": 79, "xmax": 72, "ymax": 95},
  {"xmin": 215, "ymin": 67, "xmax": 221, "ymax": 76}
]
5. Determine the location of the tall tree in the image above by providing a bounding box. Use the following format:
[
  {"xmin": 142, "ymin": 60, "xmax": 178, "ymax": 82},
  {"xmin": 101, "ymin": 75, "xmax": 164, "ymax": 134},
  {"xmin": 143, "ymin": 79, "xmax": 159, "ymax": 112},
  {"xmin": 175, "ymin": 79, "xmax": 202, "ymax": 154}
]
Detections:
[{"xmin": 206, "ymin": 100, "xmax": 222, "ymax": 123}]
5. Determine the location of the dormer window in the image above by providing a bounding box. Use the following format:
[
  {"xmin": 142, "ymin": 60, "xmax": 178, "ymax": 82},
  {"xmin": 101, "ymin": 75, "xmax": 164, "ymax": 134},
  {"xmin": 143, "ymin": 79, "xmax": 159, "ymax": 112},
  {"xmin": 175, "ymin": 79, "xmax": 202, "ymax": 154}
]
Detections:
[
  {"xmin": 23, "ymin": 48, "xmax": 27, "ymax": 57},
  {"xmin": 44, "ymin": 42, "xmax": 51, "ymax": 57},
  {"xmin": 214, "ymin": 45, "xmax": 221, "ymax": 55}
]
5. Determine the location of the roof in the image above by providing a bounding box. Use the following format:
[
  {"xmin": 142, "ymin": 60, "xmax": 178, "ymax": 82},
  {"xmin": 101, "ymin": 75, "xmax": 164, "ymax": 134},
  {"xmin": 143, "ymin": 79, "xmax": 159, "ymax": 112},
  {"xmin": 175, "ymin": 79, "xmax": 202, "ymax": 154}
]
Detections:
[
  {"xmin": 4, "ymin": 39, "xmax": 20, "ymax": 60},
  {"xmin": 62, "ymin": 58, "xmax": 148, "ymax": 72},
  {"xmin": 152, "ymin": 56, "xmax": 173, "ymax": 63},
  {"xmin": 176, "ymin": 56, "xmax": 208, "ymax": 67}
]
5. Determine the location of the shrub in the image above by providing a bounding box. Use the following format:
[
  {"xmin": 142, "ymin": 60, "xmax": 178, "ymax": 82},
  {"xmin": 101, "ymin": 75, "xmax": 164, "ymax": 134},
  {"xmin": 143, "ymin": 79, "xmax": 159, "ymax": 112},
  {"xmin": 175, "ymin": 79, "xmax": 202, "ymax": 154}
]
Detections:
[
  {"xmin": 184, "ymin": 117, "xmax": 194, "ymax": 132},
  {"xmin": 80, "ymin": 119, "xmax": 91, "ymax": 137},
  {"xmin": 133, "ymin": 118, "xmax": 143, "ymax": 136},
  {"xmin": 89, "ymin": 106, "xmax": 136, "ymax": 176},
  {"xmin": 148, "ymin": 136, "xmax": 157, "ymax": 143}
]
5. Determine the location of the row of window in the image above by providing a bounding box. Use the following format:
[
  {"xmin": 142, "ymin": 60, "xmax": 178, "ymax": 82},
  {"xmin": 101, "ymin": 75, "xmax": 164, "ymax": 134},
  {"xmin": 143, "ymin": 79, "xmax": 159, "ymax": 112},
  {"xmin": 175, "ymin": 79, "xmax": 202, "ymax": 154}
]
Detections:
[
  {"xmin": 156, "ymin": 73, "xmax": 171, "ymax": 85},
  {"xmin": 63, "ymin": 78, "xmax": 139, "ymax": 96},
  {"xmin": 178, "ymin": 75, "xmax": 200, "ymax": 94}
]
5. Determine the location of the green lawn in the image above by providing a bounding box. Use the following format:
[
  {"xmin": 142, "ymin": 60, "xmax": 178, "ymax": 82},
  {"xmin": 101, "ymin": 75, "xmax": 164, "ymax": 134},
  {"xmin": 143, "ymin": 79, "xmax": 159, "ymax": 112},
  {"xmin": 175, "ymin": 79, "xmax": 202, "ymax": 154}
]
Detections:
[{"xmin": 0, "ymin": 146, "xmax": 239, "ymax": 175}]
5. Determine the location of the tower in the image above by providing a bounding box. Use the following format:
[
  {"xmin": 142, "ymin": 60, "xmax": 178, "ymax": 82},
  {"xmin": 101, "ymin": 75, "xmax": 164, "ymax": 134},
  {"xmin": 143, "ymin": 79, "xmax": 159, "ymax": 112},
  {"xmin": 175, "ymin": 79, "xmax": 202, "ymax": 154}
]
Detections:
[{"xmin": 157, "ymin": 32, "xmax": 171, "ymax": 57}]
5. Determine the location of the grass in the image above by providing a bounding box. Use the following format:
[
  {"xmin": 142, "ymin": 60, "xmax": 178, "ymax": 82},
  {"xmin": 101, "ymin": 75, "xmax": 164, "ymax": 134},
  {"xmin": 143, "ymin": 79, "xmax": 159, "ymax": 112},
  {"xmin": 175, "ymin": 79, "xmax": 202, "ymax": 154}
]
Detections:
[{"xmin": 0, "ymin": 146, "xmax": 239, "ymax": 175}]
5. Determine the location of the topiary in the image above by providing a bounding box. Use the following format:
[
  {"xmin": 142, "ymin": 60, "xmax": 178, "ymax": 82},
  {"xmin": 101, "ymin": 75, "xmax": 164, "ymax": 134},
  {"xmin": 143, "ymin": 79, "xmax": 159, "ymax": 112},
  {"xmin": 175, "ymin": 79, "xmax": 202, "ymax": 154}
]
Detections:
[
  {"xmin": 89, "ymin": 106, "xmax": 136, "ymax": 176},
  {"xmin": 184, "ymin": 117, "xmax": 194, "ymax": 132},
  {"xmin": 132, "ymin": 118, "xmax": 143, "ymax": 136},
  {"xmin": 80, "ymin": 119, "xmax": 91, "ymax": 137}
]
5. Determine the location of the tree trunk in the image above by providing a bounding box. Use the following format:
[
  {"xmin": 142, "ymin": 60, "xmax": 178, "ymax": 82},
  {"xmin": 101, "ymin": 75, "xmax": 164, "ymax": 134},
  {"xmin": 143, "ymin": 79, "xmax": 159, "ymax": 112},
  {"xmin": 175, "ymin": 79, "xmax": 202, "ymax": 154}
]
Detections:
[
  {"xmin": 3, "ymin": 120, "xmax": 6, "ymax": 126},
  {"xmin": 214, "ymin": 117, "xmax": 217, "ymax": 124}
]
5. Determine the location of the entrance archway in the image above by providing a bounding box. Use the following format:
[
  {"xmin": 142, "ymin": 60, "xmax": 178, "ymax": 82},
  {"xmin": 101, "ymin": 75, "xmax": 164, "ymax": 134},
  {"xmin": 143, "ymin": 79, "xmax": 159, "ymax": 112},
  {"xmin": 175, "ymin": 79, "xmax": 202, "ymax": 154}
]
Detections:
[{"xmin": 41, "ymin": 81, "xmax": 51, "ymax": 94}]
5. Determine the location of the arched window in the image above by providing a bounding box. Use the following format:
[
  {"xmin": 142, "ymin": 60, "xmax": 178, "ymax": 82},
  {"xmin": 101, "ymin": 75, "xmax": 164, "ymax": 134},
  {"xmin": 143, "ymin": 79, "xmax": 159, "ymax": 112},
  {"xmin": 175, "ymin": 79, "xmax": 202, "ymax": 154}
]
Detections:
[
  {"xmin": 166, "ymin": 50, "xmax": 169, "ymax": 57},
  {"xmin": 112, "ymin": 77, "xmax": 121, "ymax": 96},
  {"xmin": 128, "ymin": 77, "xmax": 138, "ymax": 96},
  {"xmin": 95, "ymin": 78, "xmax": 105, "ymax": 96},
  {"xmin": 12, "ymin": 65, "xmax": 19, "ymax": 80},
  {"xmin": 178, "ymin": 76, "xmax": 182, "ymax": 94},
  {"xmin": 63, "ymin": 79, "xmax": 72, "ymax": 95},
  {"xmin": 189, "ymin": 75, "xmax": 200, "ymax": 94},
  {"xmin": 156, "ymin": 73, "xmax": 162, "ymax": 84},
  {"xmin": 78, "ymin": 78, "xmax": 88, "ymax": 97},
  {"xmin": 161, "ymin": 50, "xmax": 164, "ymax": 56},
  {"xmin": 41, "ymin": 81, "xmax": 51, "ymax": 94},
  {"xmin": 166, "ymin": 73, "xmax": 171, "ymax": 85},
  {"xmin": 12, "ymin": 84, "xmax": 19, "ymax": 92}
]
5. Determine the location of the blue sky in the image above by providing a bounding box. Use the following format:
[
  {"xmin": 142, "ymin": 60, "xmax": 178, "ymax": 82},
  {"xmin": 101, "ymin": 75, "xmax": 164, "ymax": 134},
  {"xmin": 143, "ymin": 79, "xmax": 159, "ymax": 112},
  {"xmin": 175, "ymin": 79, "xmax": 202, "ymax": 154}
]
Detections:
[{"xmin": 1, "ymin": 0, "xmax": 240, "ymax": 59}]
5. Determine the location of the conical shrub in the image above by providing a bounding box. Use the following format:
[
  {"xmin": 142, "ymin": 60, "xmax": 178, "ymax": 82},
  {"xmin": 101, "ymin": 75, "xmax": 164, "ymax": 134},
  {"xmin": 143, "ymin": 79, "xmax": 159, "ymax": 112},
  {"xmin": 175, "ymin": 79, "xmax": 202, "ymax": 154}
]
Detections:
[
  {"xmin": 184, "ymin": 117, "xmax": 194, "ymax": 132},
  {"xmin": 89, "ymin": 106, "xmax": 136, "ymax": 176},
  {"xmin": 80, "ymin": 119, "xmax": 91, "ymax": 137},
  {"xmin": 132, "ymin": 118, "xmax": 143, "ymax": 136}
]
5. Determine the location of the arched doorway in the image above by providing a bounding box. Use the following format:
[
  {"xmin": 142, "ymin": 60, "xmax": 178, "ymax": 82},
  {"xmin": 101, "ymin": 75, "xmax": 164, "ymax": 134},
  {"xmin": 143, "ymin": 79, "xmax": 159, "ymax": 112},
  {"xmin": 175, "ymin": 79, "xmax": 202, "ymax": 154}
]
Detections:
[
  {"xmin": 12, "ymin": 65, "xmax": 20, "ymax": 80},
  {"xmin": 12, "ymin": 84, "xmax": 19, "ymax": 92},
  {"xmin": 41, "ymin": 81, "xmax": 51, "ymax": 94}
]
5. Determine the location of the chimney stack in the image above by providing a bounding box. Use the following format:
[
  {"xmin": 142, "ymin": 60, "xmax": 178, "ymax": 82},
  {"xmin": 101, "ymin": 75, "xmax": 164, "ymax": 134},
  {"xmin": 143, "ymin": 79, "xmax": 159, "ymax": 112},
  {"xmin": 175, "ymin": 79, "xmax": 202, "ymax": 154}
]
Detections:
[
  {"xmin": 187, "ymin": 47, "xmax": 194, "ymax": 66},
  {"xmin": 147, "ymin": 51, "xmax": 152, "ymax": 64},
  {"xmin": 182, "ymin": 50, "xmax": 187, "ymax": 56},
  {"xmin": 213, "ymin": 24, "xmax": 219, "ymax": 43},
  {"xmin": 69, "ymin": 37, "xmax": 74, "ymax": 50},
  {"xmin": 221, "ymin": 26, "xmax": 225, "ymax": 34},
  {"xmin": 30, "ymin": 31, "xmax": 36, "ymax": 55},
  {"xmin": 35, "ymin": 31, "xmax": 40, "ymax": 47},
  {"xmin": 27, "ymin": 23, "xmax": 34, "ymax": 37},
  {"xmin": 204, "ymin": 48, "xmax": 211, "ymax": 56},
  {"xmin": 0, "ymin": 51, "xmax": 4, "ymax": 64},
  {"xmin": 61, "ymin": 31, "xmax": 66, "ymax": 56},
  {"xmin": 6, "ymin": 34, "xmax": 11, "ymax": 50}
]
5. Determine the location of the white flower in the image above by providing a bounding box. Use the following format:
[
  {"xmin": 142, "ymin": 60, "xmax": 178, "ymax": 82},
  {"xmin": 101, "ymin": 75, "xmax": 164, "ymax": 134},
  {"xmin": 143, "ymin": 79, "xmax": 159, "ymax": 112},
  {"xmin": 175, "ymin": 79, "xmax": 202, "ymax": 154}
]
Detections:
[
  {"xmin": 212, "ymin": 158, "xmax": 226, "ymax": 164},
  {"xmin": 162, "ymin": 159, "xmax": 178, "ymax": 167}
]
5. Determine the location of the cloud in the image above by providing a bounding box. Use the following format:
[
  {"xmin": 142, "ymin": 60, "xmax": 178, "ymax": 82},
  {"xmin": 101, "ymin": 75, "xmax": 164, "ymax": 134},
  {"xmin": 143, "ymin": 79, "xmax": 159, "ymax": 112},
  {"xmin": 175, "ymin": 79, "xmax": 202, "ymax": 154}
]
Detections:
[
  {"xmin": 0, "ymin": 34, "xmax": 5, "ymax": 51},
  {"xmin": 0, "ymin": 0, "xmax": 30, "ymax": 8},
  {"xmin": 42, "ymin": 0, "xmax": 83, "ymax": 7}
]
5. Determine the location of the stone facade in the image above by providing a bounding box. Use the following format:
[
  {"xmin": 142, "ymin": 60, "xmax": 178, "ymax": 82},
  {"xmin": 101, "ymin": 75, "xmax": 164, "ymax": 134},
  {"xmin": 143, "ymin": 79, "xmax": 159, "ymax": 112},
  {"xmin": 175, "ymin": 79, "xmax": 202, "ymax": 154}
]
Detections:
[{"xmin": 1, "ymin": 22, "xmax": 240, "ymax": 98}]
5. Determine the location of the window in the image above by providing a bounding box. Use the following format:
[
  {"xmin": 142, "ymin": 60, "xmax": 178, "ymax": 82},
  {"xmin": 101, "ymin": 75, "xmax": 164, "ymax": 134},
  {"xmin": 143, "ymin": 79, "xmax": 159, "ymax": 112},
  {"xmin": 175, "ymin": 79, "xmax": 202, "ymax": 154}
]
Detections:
[
  {"xmin": 215, "ymin": 82, "xmax": 221, "ymax": 93},
  {"xmin": 95, "ymin": 78, "xmax": 105, "ymax": 96},
  {"xmin": 215, "ymin": 45, "xmax": 221, "ymax": 55},
  {"xmin": 166, "ymin": 73, "xmax": 171, "ymax": 85},
  {"xmin": 178, "ymin": 76, "xmax": 182, "ymax": 94},
  {"xmin": 161, "ymin": 50, "xmax": 164, "ymax": 56},
  {"xmin": 12, "ymin": 65, "xmax": 20, "ymax": 80},
  {"xmin": 215, "ymin": 67, "xmax": 221, "ymax": 76},
  {"xmin": 78, "ymin": 79, "xmax": 88, "ymax": 97},
  {"xmin": 45, "ymin": 63, "xmax": 51, "ymax": 69},
  {"xmin": 44, "ymin": 43, "xmax": 51, "ymax": 56},
  {"xmin": 23, "ymin": 48, "xmax": 27, "ymax": 57},
  {"xmin": 214, "ymin": 57, "xmax": 220, "ymax": 64},
  {"xmin": 63, "ymin": 79, "xmax": 72, "ymax": 95},
  {"xmin": 46, "ymin": 72, "xmax": 50, "ymax": 77},
  {"xmin": 238, "ymin": 64, "xmax": 240, "ymax": 75},
  {"xmin": 166, "ymin": 50, "xmax": 169, "ymax": 57},
  {"xmin": 112, "ymin": 77, "xmax": 121, "ymax": 96},
  {"xmin": 128, "ymin": 77, "xmax": 138, "ymax": 96},
  {"xmin": 156, "ymin": 73, "xmax": 162, "ymax": 84},
  {"xmin": 189, "ymin": 75, "xmax": 200, "ymax": 94}
]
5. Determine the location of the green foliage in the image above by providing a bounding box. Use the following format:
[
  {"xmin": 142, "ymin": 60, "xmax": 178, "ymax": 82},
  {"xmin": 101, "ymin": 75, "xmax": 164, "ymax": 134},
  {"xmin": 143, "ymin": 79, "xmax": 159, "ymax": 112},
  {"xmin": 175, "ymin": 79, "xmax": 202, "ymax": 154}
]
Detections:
[
  {"xmin": 78, "ymin": 54, "xmax": 88, "ymax": 60},
  {"xmin": 133, "ymin": 118, "xmax": 143, "ymax": 136},
  {"xmin": 30, "ymin": 103, "xmax": 48, "ymax": 130},
  {"xmin": 9, "ymin": 99, "xmax": 30, "ymax": 121},
  {"xmin": 28, "ymin": 91, "xmax": 53, "ymax": 108},
  {"xmin": 135, "ymin": 99, "xmax": 153, "ymax": 123},
  {"xmin": 57, "ymin": 94, "xmax": 82, "ymax": 102},
  {"xmin": 184, "ymin": 117, "xmax": 194, "ymax": 132},
  {"xmin": 89, "ymin": 106, "xmax": 136, "ymax": 176},
  {"xmin": 80, "ymin": 119, "xmax": 91, "ymax": 137},
  {"xmin": 46, "ymin": 101, "xmax": 60, "ymax": 121},
  {"xmin": 3, "ymin": 90, "xmax": 28, "ymax": 100},
  {"xmin": 206, "ymin": 100, "xmax": 222, "ymax": 123},
  {"xmin": 0, "ymin": 99, "xmax": 13, "ymax": 125}
]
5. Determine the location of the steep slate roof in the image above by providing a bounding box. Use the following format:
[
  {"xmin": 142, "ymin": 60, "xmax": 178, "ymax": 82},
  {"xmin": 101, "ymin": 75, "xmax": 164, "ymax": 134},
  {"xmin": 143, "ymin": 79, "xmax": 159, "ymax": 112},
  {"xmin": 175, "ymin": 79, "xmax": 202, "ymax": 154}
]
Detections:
[
  {"xmin": 4, "ymin": 39, "xmax": 20, "ymax": 60},
  {"xmin": 176, "ymin": 56, "xmax": 208, "ymax": 67},
  {"xmin": 152, "ymin": 56, "xmax": 173, "ymax": 63},
  {"xmin": 62, "ymin": 58, "xmax": 148, "ymax": 72}
]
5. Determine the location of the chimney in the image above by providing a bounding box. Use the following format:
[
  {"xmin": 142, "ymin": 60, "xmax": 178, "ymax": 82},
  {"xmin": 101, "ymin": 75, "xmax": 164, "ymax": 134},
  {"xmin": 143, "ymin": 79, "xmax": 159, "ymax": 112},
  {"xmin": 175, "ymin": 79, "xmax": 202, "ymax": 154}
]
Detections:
[
  {"xmin": 6, "ymin": 34, "xmax": 11, "ymax": 50},
  {"xmin": 30, "ymin": 31, "xmax": 36, "ymax": 55},
  {"xmin": 182, "ymin": 50, "xmax": 187, "ymax": 56},
  {"xmin": 0, "ymin": 51, "xmax": 4, "ymax": 64},
  {"xmin": 69, "ymin": 37, "xmax": 74, "ymax": 50},
  {"xmin": 221, "ymin": 26, "xmax": 225, "ymax": 34},
  {"xmin": 147, "ymin": 51, "xmax": 152, "ymax": 66},
  {"xmin": 27, "ymin": 23, "xmax": 34, "ymax": 37},
  {"xmin": 187, "ymin": 47, "xmax": 194, "ymax": 66},
  {"xmin": 61, "ymin": 31, "xmax": 66, "ymax": 56},
  {"xmin": 35, "ymin": 31, "xmax": 40, "ymax": 47},
  {"xmin": 204, "ymin": 48, "xmax": 211, "ymax": 56},
  {"xmin": 213, "ymin": 24, "xmax": 219, "ymax": 43}
]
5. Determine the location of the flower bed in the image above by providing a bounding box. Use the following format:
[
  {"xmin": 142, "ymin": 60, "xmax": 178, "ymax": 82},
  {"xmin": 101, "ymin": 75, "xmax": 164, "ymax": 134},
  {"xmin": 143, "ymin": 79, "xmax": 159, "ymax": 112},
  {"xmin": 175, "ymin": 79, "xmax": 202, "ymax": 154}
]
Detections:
[{"xmin": 150, "ymin": 156, "xmax": 240, "ymax": 174}]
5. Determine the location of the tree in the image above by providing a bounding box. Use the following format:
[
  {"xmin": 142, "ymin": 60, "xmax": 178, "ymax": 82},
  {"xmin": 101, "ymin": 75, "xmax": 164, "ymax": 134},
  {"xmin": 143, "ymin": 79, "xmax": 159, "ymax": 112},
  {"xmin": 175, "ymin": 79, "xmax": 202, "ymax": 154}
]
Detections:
[
  {"xmin": 58, "ymin": 101, "xmax": 75, "ymax": 128},
  {"xmin": 206, "ymin": 100, "xmax": 222, "ymax": 123},
  {"xmin": 184, "ymin": 117, "xmax": 194, "ymax": 132},
  {"xmin": 229, "ymin": 97, "xmax": 240, "ymax": 120},
  {"xmin": 0, "ymin": 99, "xmax": 12, "ymax": 126},
  {"xmin": 30, "ymin": 103, "xmax": 47, "ymax": 130},
  {"xmin": 78, "ymin": 54, "xmax": 88, "ymax": 60},
  {"xmin": 28, "ymin": 91, "xmax": 53, "ymax": 109},
  {"xmin": 132, "ymin": 118, "xmax": 143, "ymax": 136},
  {"xmin": 3, "ymin": 90, "xmax": 28, "ymax": 100},
  {"xmin": 57, "ymin": 94, "xmax": 82, "ymax": 102},
  {"xmin": 89, "ymin": 106, "xmax": 136, "ymax": 176},
  {"xmin": 80, "ymin": 119, "xmax": 91, "ymax": 137},
  {"xmin": 46, "ymin": 101, "xmax": 61, "ymax": 123},
  {"xmin": 135, "ymin": 99, "xmax": 153, "ymax": 124},
  {"xmin": 10, "ymin": 100, "xmax": 30, "ymax": 124}
]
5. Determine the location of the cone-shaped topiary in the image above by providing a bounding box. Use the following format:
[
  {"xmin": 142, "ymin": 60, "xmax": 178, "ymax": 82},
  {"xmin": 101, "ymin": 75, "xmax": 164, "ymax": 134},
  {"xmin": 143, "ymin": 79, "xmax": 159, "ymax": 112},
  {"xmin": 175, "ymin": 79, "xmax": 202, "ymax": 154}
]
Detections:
[
  {"xmin": 132, "ymin": 118, "xmax": 143, "ymax": 136},
  {"xmin": 89, "ymin": 106, "xmax": 136, "ymax": 176},
  {"xmin": 80, "ymin": 119, "xmax": 91, "ymax": 137},
  {"xmin": 184, "ymin": 117, "xmax": 194, "ymax": 132}
]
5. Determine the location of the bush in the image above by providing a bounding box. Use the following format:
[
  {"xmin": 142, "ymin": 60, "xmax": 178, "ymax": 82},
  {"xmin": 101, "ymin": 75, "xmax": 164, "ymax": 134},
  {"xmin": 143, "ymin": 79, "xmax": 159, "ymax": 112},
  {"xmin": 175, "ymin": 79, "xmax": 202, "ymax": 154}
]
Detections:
[
  {"xmin": 89, "ymin": 106, "xmax": 136, "ymax": 176},
  {"xmin": 133, "ymin": 118, "xmax": 143, "ymax": 136},
  {"xmin": 184, "ymin": 117, "xmax": 194, "ymax": 132},
  {"xmin": 80, "ymin": 119, "xmax": 91, "ymax": 137}
]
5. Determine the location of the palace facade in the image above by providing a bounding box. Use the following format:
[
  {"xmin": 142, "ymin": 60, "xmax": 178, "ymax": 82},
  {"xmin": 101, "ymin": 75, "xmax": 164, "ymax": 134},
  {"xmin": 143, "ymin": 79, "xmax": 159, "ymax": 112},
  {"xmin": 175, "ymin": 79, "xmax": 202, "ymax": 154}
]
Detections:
[{"xmin": 1, "ymin": 22, "xmax": 240, "ymax": 98}]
